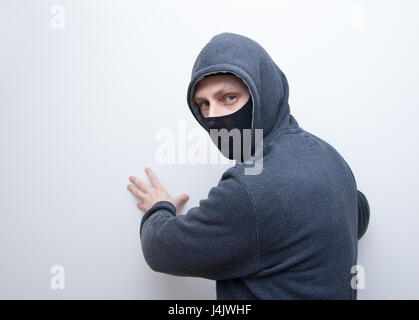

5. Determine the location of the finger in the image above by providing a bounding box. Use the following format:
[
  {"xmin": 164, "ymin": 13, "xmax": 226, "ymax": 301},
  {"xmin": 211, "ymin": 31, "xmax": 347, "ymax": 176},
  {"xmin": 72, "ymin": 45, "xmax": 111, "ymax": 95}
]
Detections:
[
  {"xmin": 129, "ymin": 175, "xmax": 152, "ymax": 193},
  {"xmin": 174, "ymin": 194, "xmax": 190, "ymax": 206},
  {"xmin": 145, "ymin": 167, "xmax": 163, "ymax": 189},
  {"xmin": 137, "ymin": 202, "xmax": 147, "ymax": 212},
  {"xmin": 127, "ymin": 184, "xmax": 146, "ymax": 200}
]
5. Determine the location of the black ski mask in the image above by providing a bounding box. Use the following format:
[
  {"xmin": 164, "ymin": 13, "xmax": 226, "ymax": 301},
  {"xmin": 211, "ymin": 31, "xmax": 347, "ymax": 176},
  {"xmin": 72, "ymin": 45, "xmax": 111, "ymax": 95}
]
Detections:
[{"xmin": 200, "ymin": 96, "xmax": 253, "ymax": 162}]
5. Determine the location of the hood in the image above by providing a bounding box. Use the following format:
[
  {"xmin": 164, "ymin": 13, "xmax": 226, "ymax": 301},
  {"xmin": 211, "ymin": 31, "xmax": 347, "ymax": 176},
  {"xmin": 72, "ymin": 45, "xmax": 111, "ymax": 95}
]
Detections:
[{"xmin": 186, "ymin": 32, "xmax": 299, "ymax": 160}]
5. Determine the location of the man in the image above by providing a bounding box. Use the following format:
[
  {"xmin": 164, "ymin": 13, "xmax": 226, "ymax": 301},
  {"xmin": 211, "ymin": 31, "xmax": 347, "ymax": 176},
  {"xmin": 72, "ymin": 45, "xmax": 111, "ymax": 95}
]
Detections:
[{"xmin": 127, "ymin": 32, "xmax": 370, "ymax": 299}]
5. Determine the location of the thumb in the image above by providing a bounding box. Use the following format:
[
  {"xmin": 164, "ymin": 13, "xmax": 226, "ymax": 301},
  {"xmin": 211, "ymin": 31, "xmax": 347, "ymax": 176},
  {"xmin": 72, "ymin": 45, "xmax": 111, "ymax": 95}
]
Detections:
[{"xmin": 172, "ymin": 194, "xmax": 190, "ymax": 207}]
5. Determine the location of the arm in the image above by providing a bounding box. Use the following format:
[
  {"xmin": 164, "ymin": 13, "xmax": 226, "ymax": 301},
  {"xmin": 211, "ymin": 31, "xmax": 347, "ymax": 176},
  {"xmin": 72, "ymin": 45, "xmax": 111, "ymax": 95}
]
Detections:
[
  {"xmin": 357, "ymin": 190, "xmax": 370, "ymax": 240},
  {"xmin": 139, "ymin": 167, "xmax": 260, "ymax": 281}
]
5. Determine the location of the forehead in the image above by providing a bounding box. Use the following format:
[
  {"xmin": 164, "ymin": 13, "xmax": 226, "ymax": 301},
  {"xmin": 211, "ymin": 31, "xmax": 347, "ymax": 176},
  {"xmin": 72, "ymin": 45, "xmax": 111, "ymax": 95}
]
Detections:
[{"xmin": 194, "ymin": 74, "xmax": 246, "ymax": 99}]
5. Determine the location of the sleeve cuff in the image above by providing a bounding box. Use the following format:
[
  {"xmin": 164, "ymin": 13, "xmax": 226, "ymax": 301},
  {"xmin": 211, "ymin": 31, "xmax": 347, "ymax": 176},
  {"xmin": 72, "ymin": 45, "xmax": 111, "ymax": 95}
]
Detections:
[{"xmin": 140, "ymin": 200, "xmax": 177, "ymax": 236}]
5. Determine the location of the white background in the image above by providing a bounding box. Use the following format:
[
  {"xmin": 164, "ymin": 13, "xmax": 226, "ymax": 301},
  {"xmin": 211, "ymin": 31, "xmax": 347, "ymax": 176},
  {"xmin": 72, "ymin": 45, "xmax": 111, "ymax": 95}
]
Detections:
[{"xmin": 1, "ymin": 0, "xmax": 418, "ymax": 299}]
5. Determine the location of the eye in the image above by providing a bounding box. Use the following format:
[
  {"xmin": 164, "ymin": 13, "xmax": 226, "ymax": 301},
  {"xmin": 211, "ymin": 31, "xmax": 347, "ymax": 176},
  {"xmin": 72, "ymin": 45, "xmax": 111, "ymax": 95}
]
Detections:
[
  {"xmin": 199, "ymin": 101, "xmax": 210, "ymax": 108},
  {"xmin": 225, "ymin": 95, "xmax": 237, "ymax": 102}
]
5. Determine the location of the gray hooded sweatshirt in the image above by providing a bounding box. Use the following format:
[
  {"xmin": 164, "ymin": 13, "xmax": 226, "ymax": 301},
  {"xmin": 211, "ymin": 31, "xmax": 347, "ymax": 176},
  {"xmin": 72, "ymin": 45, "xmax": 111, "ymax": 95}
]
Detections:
[{"xmin": 140, "ymin": 32, "xmax": 370, "ymax": 300}]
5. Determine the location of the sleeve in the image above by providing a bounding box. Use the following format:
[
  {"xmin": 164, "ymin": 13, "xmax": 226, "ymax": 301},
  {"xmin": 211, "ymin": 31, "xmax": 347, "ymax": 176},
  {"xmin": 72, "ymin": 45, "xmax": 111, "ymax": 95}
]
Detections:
[
  {"xmin": 139, "ymin": 167, "xmax": 260, "ymax": 281},
  {"xmin": 338, "ymin": 156, "xmax": 371, "ymax": 240},
  {"xmin": 357, "ymin": 190, "xmax": 370, "ymax": 240}
]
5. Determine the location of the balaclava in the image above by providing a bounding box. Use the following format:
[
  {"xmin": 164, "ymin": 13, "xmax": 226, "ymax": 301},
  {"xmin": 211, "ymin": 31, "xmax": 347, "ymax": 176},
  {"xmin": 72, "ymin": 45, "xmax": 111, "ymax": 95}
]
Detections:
[{"xmin": 199, "ymin": 83, "xmax": 253, "ymax": 162}]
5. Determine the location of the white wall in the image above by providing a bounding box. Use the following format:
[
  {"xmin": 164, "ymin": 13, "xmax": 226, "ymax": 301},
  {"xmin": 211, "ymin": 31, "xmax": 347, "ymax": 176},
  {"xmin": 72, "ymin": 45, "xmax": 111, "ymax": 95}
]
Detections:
[{"xmin": 0, "ymin": 0, "xmax": 418, "ymax": 299}]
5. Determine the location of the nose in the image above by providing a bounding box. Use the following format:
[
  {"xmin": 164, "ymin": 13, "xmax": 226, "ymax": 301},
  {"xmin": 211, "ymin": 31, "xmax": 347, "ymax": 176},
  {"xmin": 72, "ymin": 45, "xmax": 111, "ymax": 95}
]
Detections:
[
  {"xmin": 208, "ymin": 103, "xmax": 215, "ymax": 117},
  {"xmin": 207, "ymin": 100, "xmax": 220, "ymax": 117}
]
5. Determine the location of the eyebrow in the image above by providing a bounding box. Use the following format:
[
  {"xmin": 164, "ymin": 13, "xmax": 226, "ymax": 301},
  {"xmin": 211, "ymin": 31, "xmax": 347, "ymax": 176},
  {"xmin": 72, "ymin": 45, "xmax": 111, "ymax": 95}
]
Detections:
[{"xmin": 194, "ymin": 85, "xmax": 236, "ymax": 102}]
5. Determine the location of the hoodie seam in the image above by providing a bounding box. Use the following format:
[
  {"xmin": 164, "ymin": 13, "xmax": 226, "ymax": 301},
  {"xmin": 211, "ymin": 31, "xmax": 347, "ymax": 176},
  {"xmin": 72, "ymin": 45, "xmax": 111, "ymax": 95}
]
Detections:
[{"xmin": 230, "ymin": 167, "xmax": 261, "ymax": 275}]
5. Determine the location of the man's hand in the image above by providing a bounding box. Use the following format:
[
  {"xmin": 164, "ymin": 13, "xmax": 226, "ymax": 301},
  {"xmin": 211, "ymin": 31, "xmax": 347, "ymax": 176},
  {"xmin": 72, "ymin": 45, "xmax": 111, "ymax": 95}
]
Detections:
[{"xmin": 127, "ymin": 167, "xmax": 189, "ymax": 213}]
